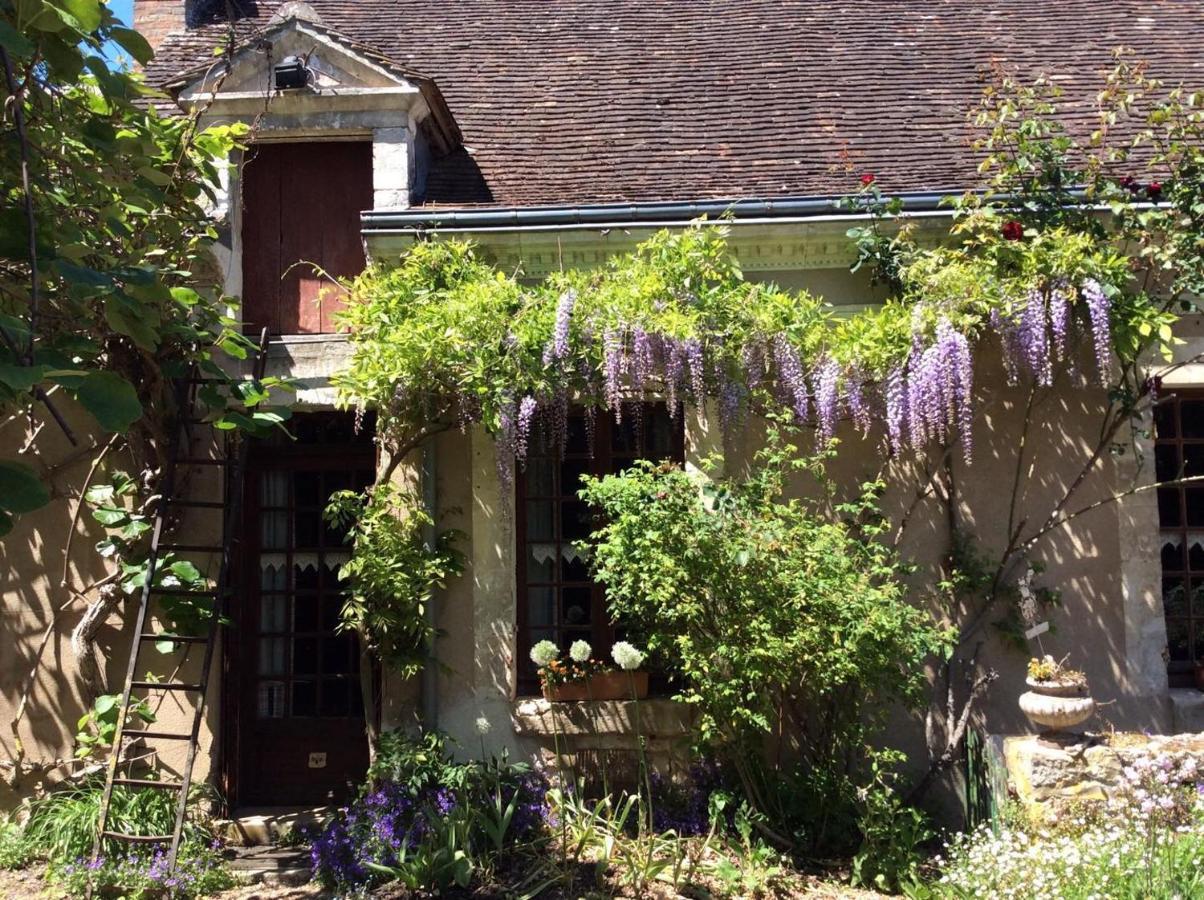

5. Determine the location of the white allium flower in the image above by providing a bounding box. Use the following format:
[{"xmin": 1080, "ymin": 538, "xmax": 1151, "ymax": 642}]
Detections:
[
  {"xmin": 569, "ymin": 639, "xmax": 592, "ymax": 663},
  {"xmin": 610, "ymin": 641, "xmax": 645, "ymax": 671},
  {"xmin": 475, "ymin": 716, "xmax": 492, "ymax": 735},
  {"xmin": 530, "ymin": 639, "xmax": 560, "ymax": 667}
]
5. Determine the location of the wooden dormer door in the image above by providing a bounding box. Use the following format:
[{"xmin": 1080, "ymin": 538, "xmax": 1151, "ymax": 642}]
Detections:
[{"xmin": 240, "ymin": 140, "xmax": 373, "ymax": 335}]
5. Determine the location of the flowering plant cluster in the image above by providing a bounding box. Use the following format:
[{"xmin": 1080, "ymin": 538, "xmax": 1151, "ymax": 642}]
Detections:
[
  {"xmin": 55, "ymin": 841, "xmax": 234, "ymax": 899},
  {"xmin": 528, "ymin": 639, "xmax": 647, "ymax": 688},
  {"xmin": 935, "ymin": 749, "xmax": 1204, "ymax": 898},
  {"xmin": 309, "ymin": 732, "xmax": 548, "ymax": 891},
  {"xmin": 1112, "ymin": 751, "xmax": 1202, "ymax": 828},
  {"xmin": 1027, "ymin": 654, "xmax": 1087, "ymax": 686}
]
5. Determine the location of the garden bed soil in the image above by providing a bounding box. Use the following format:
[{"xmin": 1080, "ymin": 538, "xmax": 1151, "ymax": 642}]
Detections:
[{"xmin": 0, "ymin": 862, "xmax": 884, "ymax": 899}]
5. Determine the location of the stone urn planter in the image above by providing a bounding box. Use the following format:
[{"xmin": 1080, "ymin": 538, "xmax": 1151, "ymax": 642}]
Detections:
[
  {"xmin": 543, "ymin": 670, "xmax": 649, "ymax": 702},
  {"xmin": 1019, "ymin": 677, "xmax": 1095, "ymax": 734}
]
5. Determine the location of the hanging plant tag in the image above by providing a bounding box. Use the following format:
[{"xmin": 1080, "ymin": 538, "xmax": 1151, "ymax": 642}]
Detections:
[{"xmin": 1025, "ymin": 621, "xmax": 1050, "ymax": 639}]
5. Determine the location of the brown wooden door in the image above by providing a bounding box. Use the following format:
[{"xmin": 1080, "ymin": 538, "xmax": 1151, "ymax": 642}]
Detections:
[
  {"xmin": 240, "ymin": 141, "xmax": 373, "ymax": 334},
  {"xmin": 230, "ymin": 416, "xmax": 376, "ymax": 806}
]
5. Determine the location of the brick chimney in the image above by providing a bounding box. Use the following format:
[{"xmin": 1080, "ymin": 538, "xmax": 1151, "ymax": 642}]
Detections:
[{"xmin": 132, "ymin": 1, "xmax": 188, "ymax": 55}]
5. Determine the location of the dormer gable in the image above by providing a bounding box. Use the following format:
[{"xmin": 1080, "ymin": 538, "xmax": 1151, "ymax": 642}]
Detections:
[{"xmin": 165, "ymin": 15, "xmax": 461, "ymax": 159}]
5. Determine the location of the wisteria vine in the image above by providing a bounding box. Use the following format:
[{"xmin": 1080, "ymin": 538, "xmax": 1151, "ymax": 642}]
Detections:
[{"xmin": 334, "ymin": 221, "xmax": 1153, "ymax": 496}]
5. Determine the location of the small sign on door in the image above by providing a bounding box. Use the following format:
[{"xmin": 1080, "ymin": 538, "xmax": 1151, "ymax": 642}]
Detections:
[{"xmin": 308, "ymin": 752, "xmax": 327, "ymax": 769}]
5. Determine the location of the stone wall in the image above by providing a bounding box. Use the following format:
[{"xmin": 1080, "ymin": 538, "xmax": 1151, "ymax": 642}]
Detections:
[
  {"xmin": 512, "ymin": 699, "xmax": 695, "ymax": 790},
  {"xmin": 1001, "ymin": 732, "xmax": 1204, "ymax": 821}
]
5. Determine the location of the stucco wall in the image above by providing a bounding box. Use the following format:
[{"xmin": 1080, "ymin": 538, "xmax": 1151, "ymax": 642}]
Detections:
[{"xmin": 0, "ymin": 398, "xmax": 226, "ymax": 808}]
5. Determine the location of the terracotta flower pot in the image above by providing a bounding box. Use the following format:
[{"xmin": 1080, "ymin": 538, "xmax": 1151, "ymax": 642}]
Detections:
[
  {"xmin": 542, "ymin": 670, "xmax": 649, "ymax": 701},
  {"xmin": 1018, "ymin": 677, "xmax": 1095, "ymax": 733}
]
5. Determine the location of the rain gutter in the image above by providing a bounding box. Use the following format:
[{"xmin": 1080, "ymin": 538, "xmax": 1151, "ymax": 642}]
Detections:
[{"xmin": 360, "ymin": 189, "xmax": 1139, "ymax": 237}]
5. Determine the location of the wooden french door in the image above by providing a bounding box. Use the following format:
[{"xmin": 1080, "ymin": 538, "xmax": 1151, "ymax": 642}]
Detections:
[{"xmin": 228, "ymin": 415, "xmax": 376, "ymax": 806}]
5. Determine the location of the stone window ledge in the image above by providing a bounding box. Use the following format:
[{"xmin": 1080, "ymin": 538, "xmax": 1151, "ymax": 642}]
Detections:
[{"xmin": 511, "ymin": 697, "xmax": 694, "ymax": 738}]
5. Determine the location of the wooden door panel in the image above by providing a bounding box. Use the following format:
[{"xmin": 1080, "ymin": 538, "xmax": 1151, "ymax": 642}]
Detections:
[{"xmin": 240, "ymin": 141, "xmax": 373, "ymax": 335}]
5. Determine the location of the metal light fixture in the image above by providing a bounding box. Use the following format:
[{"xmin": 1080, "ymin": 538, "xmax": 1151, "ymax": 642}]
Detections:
[{"xmin": 274, "ymin": 56, "xmax": 311, "ymax": 91}]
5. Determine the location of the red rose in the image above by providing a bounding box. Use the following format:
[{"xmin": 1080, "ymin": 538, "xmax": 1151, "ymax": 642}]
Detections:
[
  {"xmin": 1147, "ymin": 180, "xmax": 1163, "ymax": 199},
  {"xmin": 860, "ymin": 173, "xmax": 876, "ymax": 187},
  {"xmin": 1001, "ymin": 220, "xmax": 1024, "ymax": 241}
]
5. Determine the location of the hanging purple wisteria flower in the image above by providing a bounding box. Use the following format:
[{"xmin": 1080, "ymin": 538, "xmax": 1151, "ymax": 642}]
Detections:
[
  {"xmin": 515, "ymin": 395, "xmax": 538, "ymax": 465},
  {"xmin": 1081, "ymin": 278, "xmax": 1113, "ymax": 384},
  {"xmin": 542, "ymin": 288, "xmax": 577, "ymax": 365},
  {"xmin": 813, "ymin": 357, "xmax": 841, "ymax": 444},
  {"xmin": 1018, "ymin": 287, "xmax": 1052, "ymax": 386},
  {"xmin": 684, "ymin": 337, "xmax": 706, "ymax": 402},
  {"xmin": 885, "ymin": 365, "xmax": 908, "ymax": 453},
  {"xmin": 771, "ymin": 334, "xmax": 809, "ymax": 421},
  {"xmin": 603, "ymin": 327, "xmax": 625, "ymax": 419}
]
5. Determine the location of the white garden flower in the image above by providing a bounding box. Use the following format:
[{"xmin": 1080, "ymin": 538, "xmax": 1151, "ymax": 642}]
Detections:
[
  {"xmin": 475, "ymin": 716, "xmax": 492, "ymax": 735},
  {"xmin": 569, "ymin": 639, "xmax": 592, "ymax": 663},
  {"xmin": 530, "ymin": 639, "xmax": 560, "ymax": 667},
  {"xmin": 610, "ymin": 641, "xmax": 645, "ymax": 671}
]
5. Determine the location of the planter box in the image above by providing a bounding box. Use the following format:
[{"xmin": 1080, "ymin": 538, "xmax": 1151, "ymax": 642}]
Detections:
[{"xmin": 542, "ymin": 670, "xmax": 649, "ymax": 701}]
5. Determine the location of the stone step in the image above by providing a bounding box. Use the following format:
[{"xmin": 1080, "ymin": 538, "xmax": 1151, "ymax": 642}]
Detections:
[
  {"xmin": 225, "ymin": 846, "xmax": 312, "ymax": 887},
  {"xmin": 216, "ymin": 805, "xmax": 331, "ymax": 847}
]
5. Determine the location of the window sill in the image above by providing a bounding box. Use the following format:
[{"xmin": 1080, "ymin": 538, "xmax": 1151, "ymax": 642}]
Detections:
[{"xmin": 511, "ymin": 697, "xmax": 694, "ymax": 738}]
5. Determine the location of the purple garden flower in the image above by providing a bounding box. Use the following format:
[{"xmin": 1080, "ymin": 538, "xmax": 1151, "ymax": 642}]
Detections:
[
  {"xmin": 1082, "ymin": 278, "xmax": 1112, "ymax": 384},
  {"xmin": 684, "ymin": 337, "xmax": 706, "ymax": 402},
  {"xmin": 516, "ymin": 395, "xmax": 538, "ymax": 465},
  {"xmin": 771, "ymin": 334, "xmax": 809, "ymax": 421},
  {"xmin": 603, "ymin": 327, "xmax": 625, "ymax": 419},
  {"xmin": 543, "ymin": 288, "xmax": 577, "ymax": 365},
  {"xmin": 813, "ymin": 356, "xmax": 841, "ymax": 444}
]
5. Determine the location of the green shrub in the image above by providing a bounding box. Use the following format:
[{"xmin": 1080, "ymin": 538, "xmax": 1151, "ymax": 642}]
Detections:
[
  {"xmin": 579, "ymin": 426, "xmax": 952, "ymax": 851},
  {"xmin": 0, "ymin": 816, "xmax": 33, "ymax": 870},
  {"xmin": 851, "ymin": 752, "xmax": 931, "ymax": 893}
]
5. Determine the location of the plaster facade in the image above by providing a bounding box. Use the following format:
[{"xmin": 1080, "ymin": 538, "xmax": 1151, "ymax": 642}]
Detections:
[{"xmin": 0, "ymin": 9, "xmax": 1194, "ymax": 817}]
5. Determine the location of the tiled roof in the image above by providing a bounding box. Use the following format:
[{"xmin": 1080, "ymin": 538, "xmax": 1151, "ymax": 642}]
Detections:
[{"xmin": 143, "ymin": 0, "xmax": 1204, "ymax": 208}]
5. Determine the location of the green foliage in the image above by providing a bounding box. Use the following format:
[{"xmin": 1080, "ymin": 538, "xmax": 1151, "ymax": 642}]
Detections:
[
  {"xmin": 85, "ymin": 470, "xmax": 213, "ymax": 650},
  {"xmin": 324, "ymin": 484, "xmax": 465, "ymax": 678},
  {"xmin": 53, "ymin": 841, "xmax": 237, "ymax": 899},
  {"xmin": 73, "ymin": 692, "xmax": 154, "ymax": 758},
  {"xmin": 0, "ymin": 815, "xmax": 34, "ymax": 870},
  {"xmin": 851, "ymin": 752, "xmax": 931, "ymax": 893},
  {"xmin": 1, "ymin": 0, "xmax": 278, "ymax": 533},
  {"xmin": 19, "ymin": 775, "xmax": 217, "ymax": 865},
  {"xmin": 579, "ymin": 427, "xmax": 952, "ymax": 746},
  {"xmin": 578, "ymin": 427, "xmax": 951, "ymax": 852}
]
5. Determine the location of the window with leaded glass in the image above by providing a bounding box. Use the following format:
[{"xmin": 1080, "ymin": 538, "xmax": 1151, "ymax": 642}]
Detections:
[
  {"xmin": 515, "ymin": 404, "xmax": 683, "ymax": 694},
  {"xmin": 1154, "ymin": 391, "xmax": 1204, "ymax": 683}
]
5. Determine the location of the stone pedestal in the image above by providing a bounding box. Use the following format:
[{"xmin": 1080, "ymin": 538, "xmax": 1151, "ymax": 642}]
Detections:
[{"xmin": 1001, "ymin": 732, "xmax": 1204, "ymax": 822}]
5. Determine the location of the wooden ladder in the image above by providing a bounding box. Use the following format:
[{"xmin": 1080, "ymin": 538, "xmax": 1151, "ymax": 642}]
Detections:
[{"xmin": 90, "ymin": 331, "xmax": 271, "ymax": 877}]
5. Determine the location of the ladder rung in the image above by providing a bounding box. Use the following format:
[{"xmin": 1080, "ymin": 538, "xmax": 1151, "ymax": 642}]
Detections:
[
  {"xmin": 102, "ymin": 831, "xmax": 173, "ymax": 843},
  {"xmin": 139, "ymin": 633, "xmax": 208, "ymax": 643},
  {"xmin": 112, "ymin": 778, "xmax": 184, "ymax": 791},
  {"xmin": 122, "ymin": 730, "xmax": 193, "ymax": 741},
  {"xmin": 176, "ymin": 458, "xmax": 234, "ymax": 466},
  {"xmin": 165, "ymin": 499, "xmax": 226, "ymax": 509},
  {"xmin": 149, "ymin": 586, "xmax": 216, "ymax": 597},
  {"xmin": 158, "ymin": 544, "xmax": 224, "ymax": 553},
  {"xmin": 129, "ymin": 681, "xmax": 204, "ymax": 692}
]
